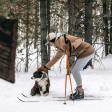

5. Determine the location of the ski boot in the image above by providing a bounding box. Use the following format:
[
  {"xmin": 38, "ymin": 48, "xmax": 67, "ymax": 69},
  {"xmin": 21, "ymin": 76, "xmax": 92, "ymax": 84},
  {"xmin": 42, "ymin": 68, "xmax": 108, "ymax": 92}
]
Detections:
[{"xmin": 70, "ymin": 87, "xmax": 84, "ymax": 100}]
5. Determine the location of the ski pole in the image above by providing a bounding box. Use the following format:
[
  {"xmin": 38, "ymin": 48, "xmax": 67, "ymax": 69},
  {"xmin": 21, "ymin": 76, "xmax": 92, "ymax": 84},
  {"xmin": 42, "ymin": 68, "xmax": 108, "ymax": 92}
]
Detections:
[{"xmin": 64, "ymin": 47, "xmax": 73, "ymax": 104}]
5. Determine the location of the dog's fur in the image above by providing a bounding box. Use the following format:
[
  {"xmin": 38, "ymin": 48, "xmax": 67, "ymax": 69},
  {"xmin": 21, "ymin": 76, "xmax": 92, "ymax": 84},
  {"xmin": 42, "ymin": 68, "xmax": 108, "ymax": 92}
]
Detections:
[{"xmin": 30, "ymin": 71, "xmax": 50, "ymax": 96}]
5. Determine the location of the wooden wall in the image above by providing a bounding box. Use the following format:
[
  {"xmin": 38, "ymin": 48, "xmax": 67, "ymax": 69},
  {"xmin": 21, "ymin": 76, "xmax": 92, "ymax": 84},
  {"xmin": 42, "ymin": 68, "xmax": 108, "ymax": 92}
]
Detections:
[{"xmin": 0, "ymin": 17, "xmax": 18, "ymax": 83}]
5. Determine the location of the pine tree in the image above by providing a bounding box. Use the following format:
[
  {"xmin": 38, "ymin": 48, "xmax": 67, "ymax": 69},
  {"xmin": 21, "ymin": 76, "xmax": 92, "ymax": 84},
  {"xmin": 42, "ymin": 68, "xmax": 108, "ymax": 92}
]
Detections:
[
  {"xmin": 109, "ymin": 0, "xmax": 112, "ymax": 54},
  {"xmin": 84, "ymin": 0, "xmax": 93, "ymax": 44},
  {"xmin": 40, "ymin": 0, "xmax": 49, "ymax": 65},
  {"xmin": 102, "ymin": 0, "xmax": 109, "ymax": 56}
]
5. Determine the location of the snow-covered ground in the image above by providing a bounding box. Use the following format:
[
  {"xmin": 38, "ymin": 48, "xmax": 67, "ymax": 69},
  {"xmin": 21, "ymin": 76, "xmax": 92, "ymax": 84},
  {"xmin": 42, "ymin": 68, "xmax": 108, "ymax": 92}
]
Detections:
[{"xmin": 0, "ymin": 54, "xmax": 112, "ymax": 112}]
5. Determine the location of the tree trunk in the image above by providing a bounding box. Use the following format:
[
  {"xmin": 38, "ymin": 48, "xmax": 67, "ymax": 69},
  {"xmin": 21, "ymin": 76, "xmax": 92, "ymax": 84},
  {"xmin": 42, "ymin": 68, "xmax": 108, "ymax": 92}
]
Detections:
[
  {"xmin": 25, "ymin": 0, "xmax": 30, "ymax": 72},
  {"xmin": 68, "ymin": 0, "xmax": 84, "ymax": 34},
  {"xmin": 84, "ymin": 0, "xmax": 93, "ymax": 45},
  {"xmin": 103, "ymin": 0, "xmax": 109, "ymax": 56},
  {"xmin": 34, "ymin": 0, "xmax": 40, "ymax": 67},
  {"xmin": 34, "ymin": 0, "xmax": 39, "ymax": 48},
  {"xmin": 109, "ymin": 0, "xmax": 112, "ymax": 54},
  {"xmin": 68, "ymin": 0, "xmax": 78, "ymax": 34},
  {"xmin": 40, "ymin": 0, "xmax": 49, "ymax": 65},
  {"xmin": 47, "ymin": 0, "xmax": 50, "ymax": 61}
]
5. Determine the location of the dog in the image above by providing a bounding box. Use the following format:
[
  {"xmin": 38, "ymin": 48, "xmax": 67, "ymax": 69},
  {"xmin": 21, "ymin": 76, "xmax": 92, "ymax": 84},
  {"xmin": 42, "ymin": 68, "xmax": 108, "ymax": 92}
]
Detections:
[{"xmin": 30, "ymin": 71, "xmax": 50, "ymax": 96}]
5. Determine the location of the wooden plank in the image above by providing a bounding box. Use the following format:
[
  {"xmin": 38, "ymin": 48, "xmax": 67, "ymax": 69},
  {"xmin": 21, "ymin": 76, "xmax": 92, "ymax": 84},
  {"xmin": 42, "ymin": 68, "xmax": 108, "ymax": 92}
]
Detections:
[
  {"xmin": 0, "ymin": 42, "xmax": 11, "ymax": 52},
  {"xmin": 0, "ymin": 61, "xmax": 10, "ymax": 68},
  {"xmin": 0, "ymin": 72, "xmax": 9, "ymax": 81},
  {"xmin": 0, "ymin": 49, "xmax": 10, "ymax": 56},
  {"xmin": 0, "ymin": 70, "xmax": 9, "ymax": 77},
  {"xmin": 0, "ymin": 69, "xmax": 9, "ymax": 74},
  {"xmin": 0, "ymin": 52, "xmax": 10, "ymax": 57},
  {"xmin": 0, "ymin": 58, "xmax": 10, "ymax": 65},
  {"xmin": 0, "ymin": 55, "xmax": 10, "ymax": 62}
]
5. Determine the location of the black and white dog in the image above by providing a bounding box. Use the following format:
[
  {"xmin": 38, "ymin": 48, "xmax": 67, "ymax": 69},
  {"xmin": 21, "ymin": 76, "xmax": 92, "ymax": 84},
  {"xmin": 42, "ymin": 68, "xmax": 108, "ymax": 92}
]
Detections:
[{"xmin": 30, "ymin": 71, "xmax": 50, "ymax": 96}]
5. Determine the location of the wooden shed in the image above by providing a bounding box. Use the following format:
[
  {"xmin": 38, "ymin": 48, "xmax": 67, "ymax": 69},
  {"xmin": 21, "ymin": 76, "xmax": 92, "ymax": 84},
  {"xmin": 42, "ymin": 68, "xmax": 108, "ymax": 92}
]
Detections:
[{"xmin": 0, "ymin": 17, "xmax": 18, "ymax": 83}]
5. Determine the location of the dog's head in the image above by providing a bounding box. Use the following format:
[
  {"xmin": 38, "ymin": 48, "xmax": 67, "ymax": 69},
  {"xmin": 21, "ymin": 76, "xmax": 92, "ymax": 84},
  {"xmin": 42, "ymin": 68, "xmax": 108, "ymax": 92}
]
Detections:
[{"xmin": 31, "ymin": 71, "xmax": 47, "ymax": 82}]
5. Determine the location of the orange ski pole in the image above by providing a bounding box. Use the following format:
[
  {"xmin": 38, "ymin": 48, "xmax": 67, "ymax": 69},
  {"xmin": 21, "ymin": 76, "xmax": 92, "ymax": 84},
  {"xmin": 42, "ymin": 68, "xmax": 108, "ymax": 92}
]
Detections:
[{"xmin": 64, "ymin": 47, "xmax": 73, "ymax": 104}]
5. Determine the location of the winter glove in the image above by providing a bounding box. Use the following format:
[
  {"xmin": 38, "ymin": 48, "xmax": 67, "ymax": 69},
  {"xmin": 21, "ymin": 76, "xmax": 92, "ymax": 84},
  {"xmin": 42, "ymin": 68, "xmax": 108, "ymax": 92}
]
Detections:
[{"xmin": 37, "ymin": 65, "xmax": 49, "ymax": 73}]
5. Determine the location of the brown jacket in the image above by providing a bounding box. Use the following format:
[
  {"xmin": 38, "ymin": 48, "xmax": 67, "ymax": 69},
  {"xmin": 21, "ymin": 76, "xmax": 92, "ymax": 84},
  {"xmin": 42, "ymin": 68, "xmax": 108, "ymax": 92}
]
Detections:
[{"xmin": 46, "ymin": 35, "xmax": 95, "ymax": 69}]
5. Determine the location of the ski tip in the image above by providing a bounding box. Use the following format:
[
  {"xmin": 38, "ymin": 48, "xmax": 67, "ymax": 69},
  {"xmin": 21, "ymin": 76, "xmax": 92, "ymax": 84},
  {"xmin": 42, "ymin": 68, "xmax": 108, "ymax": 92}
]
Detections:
[
  {"xmin": 17, "ymin": 97, "xmax": 25, "ymax": 102},
  {"xmin": 21, "ymin": 93, "xmax": 28, "ymax": 97}
]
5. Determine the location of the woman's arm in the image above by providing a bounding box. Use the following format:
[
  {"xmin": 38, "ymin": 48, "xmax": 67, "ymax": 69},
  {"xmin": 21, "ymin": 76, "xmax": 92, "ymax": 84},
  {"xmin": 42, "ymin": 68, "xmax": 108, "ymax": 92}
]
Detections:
[{"xmin": 45, "ymin": 49, "xmax": 64, "ymax": 69}]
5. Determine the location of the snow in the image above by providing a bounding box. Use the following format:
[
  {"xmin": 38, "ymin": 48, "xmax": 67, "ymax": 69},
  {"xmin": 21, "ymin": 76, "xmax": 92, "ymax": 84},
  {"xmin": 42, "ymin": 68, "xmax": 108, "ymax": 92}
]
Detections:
[{"xmin": 1, "ymin": 55, "xmax": 112, "ymax": 112}]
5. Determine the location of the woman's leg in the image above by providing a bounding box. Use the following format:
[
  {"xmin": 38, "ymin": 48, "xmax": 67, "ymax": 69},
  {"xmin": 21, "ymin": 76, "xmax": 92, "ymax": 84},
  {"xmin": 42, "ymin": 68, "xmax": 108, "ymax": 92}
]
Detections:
[
  {"xmin": 71, "ymin": 54, "xmax": 94, "ymax": 87},
  {"xmin": 70, "ymin": 54, "xmax": 94, "ymax": 99}
]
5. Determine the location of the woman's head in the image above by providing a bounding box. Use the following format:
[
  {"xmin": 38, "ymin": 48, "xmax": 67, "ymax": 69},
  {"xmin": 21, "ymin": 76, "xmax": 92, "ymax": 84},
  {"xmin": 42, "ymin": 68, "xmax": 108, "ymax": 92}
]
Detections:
[{"xmin": 46, "ymin": 32, "xmax": 62, "ymax": 45}]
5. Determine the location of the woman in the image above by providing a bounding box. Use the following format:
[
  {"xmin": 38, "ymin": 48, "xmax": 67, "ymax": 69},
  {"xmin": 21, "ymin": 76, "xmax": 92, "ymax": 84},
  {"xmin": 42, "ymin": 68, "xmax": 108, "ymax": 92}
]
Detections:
[{"xmin": 38, "ymin": 32, "xmax": 95, "ymax": 100}]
